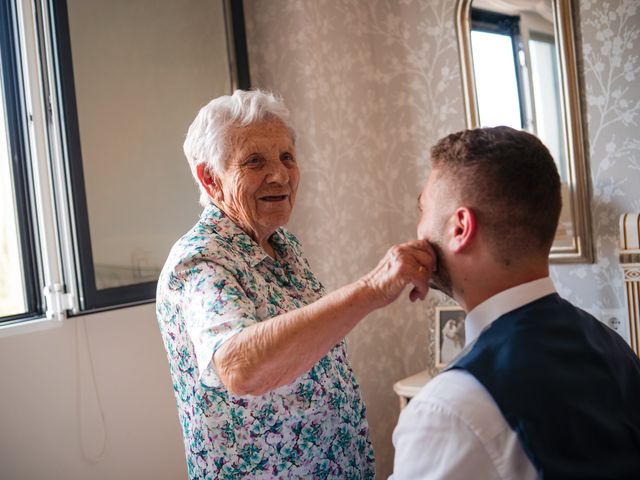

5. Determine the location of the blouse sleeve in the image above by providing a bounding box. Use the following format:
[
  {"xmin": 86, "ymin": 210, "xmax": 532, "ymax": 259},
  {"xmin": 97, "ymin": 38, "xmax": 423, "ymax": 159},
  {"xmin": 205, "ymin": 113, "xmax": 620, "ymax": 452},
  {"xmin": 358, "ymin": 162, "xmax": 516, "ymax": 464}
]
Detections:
[{"xmin": 180, "ymin": 259, "xmax": 257, "ymax": 387}]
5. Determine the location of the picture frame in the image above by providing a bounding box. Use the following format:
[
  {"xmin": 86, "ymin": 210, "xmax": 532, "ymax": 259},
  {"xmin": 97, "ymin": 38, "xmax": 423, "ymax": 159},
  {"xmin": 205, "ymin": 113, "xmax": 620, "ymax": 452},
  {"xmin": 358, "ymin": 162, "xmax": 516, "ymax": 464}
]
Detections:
[{"xmin": 434, "ymin": 306, "xmax": 466, "ymax": 369}]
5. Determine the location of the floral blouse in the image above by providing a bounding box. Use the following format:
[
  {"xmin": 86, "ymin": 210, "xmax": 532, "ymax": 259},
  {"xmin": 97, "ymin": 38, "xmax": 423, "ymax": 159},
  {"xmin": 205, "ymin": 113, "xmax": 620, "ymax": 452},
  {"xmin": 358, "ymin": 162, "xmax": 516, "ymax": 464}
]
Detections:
[{"xmin": 156, "ymin": 204, "xmax": 375, "ymax": 479}]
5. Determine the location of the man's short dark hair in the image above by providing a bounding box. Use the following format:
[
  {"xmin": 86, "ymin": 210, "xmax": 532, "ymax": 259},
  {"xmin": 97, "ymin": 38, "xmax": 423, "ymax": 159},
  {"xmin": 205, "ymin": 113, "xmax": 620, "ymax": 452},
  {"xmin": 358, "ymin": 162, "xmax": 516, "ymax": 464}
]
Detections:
[{"xmin": 431, "ymin": 126, "xmax": 562, "ymax": 264}]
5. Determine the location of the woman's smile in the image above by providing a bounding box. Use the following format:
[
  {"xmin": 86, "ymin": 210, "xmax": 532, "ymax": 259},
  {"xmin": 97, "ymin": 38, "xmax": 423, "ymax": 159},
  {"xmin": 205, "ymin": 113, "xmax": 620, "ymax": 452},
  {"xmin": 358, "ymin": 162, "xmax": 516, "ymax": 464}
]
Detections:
[{"xmin": 259, "ymin": 193, "xmax": 289, "ymax": 202}]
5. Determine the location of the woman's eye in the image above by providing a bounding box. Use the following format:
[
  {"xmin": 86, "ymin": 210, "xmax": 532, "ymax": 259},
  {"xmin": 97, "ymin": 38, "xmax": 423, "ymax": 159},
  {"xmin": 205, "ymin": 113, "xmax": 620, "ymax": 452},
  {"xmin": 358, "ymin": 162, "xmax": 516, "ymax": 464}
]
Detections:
[
  {"xmin": 244, "ymin": 155, "xmax": 262, "ymax": 166},
  {"xmin": 282, "ymin": 152, "xmax": 295, "ymax": 163}
]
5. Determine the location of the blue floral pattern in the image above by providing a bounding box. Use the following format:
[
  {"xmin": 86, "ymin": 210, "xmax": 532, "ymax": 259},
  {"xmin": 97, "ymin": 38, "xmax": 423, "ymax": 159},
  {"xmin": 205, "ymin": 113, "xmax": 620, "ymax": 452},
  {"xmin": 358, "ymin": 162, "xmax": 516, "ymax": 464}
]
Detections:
[{"xmin": 157, "ymin": 204, "xmax": 375, "ymax": 479}]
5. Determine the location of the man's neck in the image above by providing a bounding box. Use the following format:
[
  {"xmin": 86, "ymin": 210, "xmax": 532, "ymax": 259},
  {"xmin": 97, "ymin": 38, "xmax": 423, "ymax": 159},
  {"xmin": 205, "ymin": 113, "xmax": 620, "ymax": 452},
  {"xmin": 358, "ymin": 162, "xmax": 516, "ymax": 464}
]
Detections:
[{"xmin": 457, "ymin": 265, "xmax": 549, "ymax": 313}]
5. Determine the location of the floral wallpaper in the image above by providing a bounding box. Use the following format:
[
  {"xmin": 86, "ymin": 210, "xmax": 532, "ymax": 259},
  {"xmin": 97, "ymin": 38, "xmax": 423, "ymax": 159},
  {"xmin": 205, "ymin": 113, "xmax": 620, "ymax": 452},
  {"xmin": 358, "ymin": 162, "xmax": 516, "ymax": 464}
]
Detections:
[
  {"xmin": 244, "ymin": 0, "xmax": 640, "ymax": 476},
  {"xmin": 551, "ymin": 0, "xmax": 640, "ymax": 343}
]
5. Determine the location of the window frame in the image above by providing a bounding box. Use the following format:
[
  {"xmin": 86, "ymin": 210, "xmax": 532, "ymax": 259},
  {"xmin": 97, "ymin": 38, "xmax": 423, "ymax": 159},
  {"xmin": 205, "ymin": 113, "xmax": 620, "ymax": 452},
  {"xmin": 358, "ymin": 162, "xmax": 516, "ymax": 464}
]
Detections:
[{"xmin": 0, "ymin": 0, "xmax": 42, "ymax": 325}]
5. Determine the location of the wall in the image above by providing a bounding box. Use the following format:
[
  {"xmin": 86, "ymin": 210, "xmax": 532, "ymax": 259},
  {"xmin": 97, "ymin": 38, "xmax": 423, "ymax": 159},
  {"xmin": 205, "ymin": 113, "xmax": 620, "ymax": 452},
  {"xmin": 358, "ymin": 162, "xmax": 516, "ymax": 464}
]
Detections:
[
  {"xmin": 551, "ymin": 0, "xmax": 640, "ymax": 334},
  {"xmin": 244, "ymin": 0, "xmax": 640, "ymax": 477},
  {"xmin": 244, "ymin": 1, "xmax": 465, "ymax": 476},
  {"xmin": 0, "ymin": 305, "xmax": 186, "ymax": 480}
]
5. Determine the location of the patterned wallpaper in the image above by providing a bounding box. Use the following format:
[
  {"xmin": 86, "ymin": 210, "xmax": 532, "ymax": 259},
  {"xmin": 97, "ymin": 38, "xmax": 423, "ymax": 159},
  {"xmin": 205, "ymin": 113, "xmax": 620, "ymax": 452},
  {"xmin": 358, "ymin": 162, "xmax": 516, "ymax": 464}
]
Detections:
[
  {"xmin": 551, "ymin": 0, "xmax": 640, "ymax": 340},
  {"xmin": 244, "ymin": 0, "xmax": 640, "ymax": 476}
]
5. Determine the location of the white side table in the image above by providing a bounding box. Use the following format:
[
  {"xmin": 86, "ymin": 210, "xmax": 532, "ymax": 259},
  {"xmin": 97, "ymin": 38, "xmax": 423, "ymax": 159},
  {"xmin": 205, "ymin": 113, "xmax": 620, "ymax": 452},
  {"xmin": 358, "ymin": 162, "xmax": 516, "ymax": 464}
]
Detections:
[{"xmin": 393, "ymin": 370, "xmax": 432, "ymax": 409}]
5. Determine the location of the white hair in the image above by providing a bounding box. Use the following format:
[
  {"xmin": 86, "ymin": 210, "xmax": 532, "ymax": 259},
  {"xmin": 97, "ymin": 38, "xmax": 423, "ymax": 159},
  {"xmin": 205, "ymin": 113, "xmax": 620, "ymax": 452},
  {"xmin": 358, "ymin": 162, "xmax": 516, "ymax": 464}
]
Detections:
[{"xmin": 183, "ymin": 89, "xmax": 296, "ymax": 207}]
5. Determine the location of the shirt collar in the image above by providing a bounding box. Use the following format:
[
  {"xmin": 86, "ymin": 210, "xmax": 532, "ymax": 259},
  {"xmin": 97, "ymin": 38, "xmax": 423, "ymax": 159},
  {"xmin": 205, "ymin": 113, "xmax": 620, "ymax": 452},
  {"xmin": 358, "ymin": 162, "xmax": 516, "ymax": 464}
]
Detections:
[
  {"xmin": 200, "ymin": 203, "xmax": 282, "ymax": 268},
  {"xmin": 464, "ymin": 277, "xmax": 556, "ymax": 346}
]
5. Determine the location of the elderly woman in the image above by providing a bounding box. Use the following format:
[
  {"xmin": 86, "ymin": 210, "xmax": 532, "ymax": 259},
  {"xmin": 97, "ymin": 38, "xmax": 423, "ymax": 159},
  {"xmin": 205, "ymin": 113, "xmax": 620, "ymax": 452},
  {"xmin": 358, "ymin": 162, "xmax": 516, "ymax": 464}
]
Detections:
[{"xmin": 157, "ymin": 90, "xmax": 434, "ymax": 479}]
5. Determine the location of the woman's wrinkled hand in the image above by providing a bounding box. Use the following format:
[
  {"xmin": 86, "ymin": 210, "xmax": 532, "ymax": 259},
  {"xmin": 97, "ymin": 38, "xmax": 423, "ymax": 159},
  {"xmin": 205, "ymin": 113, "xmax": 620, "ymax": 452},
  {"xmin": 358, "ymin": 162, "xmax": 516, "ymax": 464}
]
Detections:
[{"xmin": 360, "ymin": 239, "xmax": 436, "ymax": 309}]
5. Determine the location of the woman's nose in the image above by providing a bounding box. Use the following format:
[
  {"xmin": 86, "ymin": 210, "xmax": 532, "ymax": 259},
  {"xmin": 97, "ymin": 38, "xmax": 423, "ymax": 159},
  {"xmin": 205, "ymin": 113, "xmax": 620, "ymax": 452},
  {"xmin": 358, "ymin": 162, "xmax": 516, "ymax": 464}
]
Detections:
[{"xmin": 266, "ymin": 159, "xmax": 289, "ymax": 184}]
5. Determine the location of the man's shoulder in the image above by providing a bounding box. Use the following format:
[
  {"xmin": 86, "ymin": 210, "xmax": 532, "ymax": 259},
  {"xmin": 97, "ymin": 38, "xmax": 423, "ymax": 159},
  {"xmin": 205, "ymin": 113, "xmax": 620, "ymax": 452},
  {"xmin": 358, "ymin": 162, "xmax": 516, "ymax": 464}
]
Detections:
[
  {"xmin": 392, "ymin": 369, "xmax": 531, "ymax": 480},
  {"xmin": 412, "ymin": 369, "xmax": 509, "ymax": 438},
  {"xmin": 415, "ymin": 370, "xmax": 488, "ymax": 407}
]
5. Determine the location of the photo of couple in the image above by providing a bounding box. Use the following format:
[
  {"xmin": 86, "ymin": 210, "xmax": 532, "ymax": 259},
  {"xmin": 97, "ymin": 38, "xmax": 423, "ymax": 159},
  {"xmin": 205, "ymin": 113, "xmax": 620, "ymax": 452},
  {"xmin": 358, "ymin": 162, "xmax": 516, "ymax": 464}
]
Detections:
[{"xmin": 436, "ymin": 307, "xmax": 466, "ymax": 367}]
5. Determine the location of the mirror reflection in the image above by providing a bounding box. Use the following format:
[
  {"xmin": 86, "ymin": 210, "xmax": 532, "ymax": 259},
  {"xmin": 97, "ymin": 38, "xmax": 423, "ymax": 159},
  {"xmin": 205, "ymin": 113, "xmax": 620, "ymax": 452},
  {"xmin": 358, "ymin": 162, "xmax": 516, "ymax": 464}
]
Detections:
[
  {"xmin": 458, "ymin": 0, "xmax": 593, "ymax": 261},
  {"xmin": 66, "ymin": 0, "xmax": 232, "ymax": 289}
]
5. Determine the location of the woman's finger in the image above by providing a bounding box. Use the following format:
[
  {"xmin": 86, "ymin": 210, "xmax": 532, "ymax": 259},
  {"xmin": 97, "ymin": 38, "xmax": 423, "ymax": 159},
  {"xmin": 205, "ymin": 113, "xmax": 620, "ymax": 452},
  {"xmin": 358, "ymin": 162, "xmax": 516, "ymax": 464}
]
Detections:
[
  {"xmin": 407, "ymin": 268, "xmax": 429, "ymax": 302},
  {"xmin": 403, "ymin": 241, "xmax": 437, "ymax": 270}
]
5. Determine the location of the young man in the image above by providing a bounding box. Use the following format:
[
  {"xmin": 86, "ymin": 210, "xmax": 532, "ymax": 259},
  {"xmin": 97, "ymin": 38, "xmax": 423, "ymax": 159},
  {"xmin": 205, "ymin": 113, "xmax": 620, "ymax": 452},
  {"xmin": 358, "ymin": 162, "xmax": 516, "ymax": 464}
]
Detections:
[{"xmin": 391, "ymin": 127, "xmax": 640, "ymax": 479}]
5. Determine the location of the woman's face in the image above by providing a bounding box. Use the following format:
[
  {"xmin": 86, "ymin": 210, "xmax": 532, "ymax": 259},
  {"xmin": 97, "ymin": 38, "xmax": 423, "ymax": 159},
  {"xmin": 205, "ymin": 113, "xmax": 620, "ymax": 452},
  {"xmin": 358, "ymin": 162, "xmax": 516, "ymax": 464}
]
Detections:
[{"xmin": 210, "ymin": 119, "xmax": 299, "ymax": 243}]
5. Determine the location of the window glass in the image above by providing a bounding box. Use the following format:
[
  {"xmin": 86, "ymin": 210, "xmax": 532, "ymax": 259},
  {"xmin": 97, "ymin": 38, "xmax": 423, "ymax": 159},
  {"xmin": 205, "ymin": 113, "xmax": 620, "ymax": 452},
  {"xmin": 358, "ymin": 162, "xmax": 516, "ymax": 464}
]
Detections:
[
  {"xmin": 65, "ymin": 0, "xmax": 231, "ymax": 291},
  {"xmin": 0, "ymin": 80, "xmax": 27, "ymax": 317},
  {"xmin": 471, "ymin": 29, "xmax": 522, "ymax": 129},
  {"xmin": 529, "ymin": 35, "xmax": 565, "ymax": 178}
]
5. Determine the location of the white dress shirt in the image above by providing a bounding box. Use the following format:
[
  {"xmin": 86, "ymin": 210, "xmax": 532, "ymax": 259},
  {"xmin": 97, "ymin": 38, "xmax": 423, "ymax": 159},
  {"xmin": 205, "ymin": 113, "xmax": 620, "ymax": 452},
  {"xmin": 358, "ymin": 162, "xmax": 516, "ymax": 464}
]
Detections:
[{"xmin": 390, "ymin": 277, "xmax": 557, "ymax": 480}]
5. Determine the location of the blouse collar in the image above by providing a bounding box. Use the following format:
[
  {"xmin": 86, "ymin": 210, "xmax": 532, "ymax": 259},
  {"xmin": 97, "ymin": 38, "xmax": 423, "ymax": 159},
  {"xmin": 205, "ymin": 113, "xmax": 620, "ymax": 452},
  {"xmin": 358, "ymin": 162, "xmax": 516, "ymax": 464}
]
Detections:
[{"xmin": 200, "ymin": 203, "xmax": 288, "ymax": 268}]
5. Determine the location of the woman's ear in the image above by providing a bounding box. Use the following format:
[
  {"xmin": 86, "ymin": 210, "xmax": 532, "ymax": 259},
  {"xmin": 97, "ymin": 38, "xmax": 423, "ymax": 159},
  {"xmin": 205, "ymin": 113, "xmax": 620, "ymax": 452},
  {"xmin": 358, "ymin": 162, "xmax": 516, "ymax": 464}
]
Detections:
[
  {"xmin": 447, "ymin": 207, "xmax": 476, "ymax": 253},
  {"xmin": 196, "ymin": 164, "xmax": 223, "ymax": 203}
]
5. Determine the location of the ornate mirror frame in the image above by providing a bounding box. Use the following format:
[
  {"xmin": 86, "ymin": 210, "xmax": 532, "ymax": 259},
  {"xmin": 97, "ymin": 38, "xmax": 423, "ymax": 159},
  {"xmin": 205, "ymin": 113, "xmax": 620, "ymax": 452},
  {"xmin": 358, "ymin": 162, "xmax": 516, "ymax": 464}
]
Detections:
[{"xmin": 456, "ymin": 0, "xmax": 594, "ymax": 263}]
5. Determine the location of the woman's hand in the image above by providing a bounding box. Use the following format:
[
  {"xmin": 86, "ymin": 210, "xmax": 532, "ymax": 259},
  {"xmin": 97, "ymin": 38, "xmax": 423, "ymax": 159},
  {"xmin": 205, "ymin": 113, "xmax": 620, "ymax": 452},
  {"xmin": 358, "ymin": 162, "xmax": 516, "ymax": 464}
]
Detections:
[{"xmin": 360, "ymin": 239, "xmax": 436, "ymax": 309}]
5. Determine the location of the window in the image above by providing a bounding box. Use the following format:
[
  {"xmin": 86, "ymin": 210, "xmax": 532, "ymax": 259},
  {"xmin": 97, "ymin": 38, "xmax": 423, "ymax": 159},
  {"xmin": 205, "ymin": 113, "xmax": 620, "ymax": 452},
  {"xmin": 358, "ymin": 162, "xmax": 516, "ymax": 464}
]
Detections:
[
  {"xmin": 0, "ymin": 86, "xmax": 27, "ymax": 317},
  {"xmin": 470, "ymin": 28, "xmax": 523, "ymax": 128},
  {"xmin": 0, "ymin": 85, "xmax": 27, "ymax": 318},
  {"xmin": 0, "ymin": 0, "xmax": 249, "ymax": 327},
  {"xmin": 0, "ymin": 0, "xmax": 41, "ymax": 326},
  {"xmin": 529, "ymin": 32, "xmax": 565, "ymax": 178},
  {"xmin": 471, "ymin": 9, "xmax": 528, "ymax": 129},
  {"xmin": 470, "ymin": 6, "xmax": 567, "ymax": 186}
]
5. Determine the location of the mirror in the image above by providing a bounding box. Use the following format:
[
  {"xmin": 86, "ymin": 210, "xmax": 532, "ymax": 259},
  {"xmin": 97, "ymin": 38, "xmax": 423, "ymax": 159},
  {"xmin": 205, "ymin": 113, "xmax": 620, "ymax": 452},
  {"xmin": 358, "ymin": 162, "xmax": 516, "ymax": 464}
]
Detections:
[{"xmin": 456, "ymin": 0, "xmax": 593, "ymax": 263}]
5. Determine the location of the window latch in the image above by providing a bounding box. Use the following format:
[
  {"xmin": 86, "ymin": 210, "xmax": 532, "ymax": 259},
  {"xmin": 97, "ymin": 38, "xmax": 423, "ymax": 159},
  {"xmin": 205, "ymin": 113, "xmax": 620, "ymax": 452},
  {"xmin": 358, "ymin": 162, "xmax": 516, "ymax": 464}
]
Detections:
[{"xmin": 43, "ymin": 283, "xmax": 74, "ymax": 320}]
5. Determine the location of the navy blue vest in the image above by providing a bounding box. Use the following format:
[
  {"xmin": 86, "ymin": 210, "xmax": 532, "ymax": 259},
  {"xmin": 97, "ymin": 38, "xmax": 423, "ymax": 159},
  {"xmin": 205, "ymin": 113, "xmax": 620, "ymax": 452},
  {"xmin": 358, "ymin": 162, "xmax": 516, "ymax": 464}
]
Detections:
[{"xmin": 450, "ymin": 293, "xmax": 640, "ymax": 480}]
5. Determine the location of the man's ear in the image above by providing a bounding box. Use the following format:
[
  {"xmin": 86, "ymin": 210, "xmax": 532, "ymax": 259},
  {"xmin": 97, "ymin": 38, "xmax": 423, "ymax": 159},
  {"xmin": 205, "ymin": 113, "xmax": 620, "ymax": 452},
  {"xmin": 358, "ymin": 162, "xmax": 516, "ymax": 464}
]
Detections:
[
  {"xmin": 447, "ymin": 207, "xmax": 476, "ymax": 253},
  {"xmin": 196, "ymin": 164, "xmax": 223, "ymax": 203}
]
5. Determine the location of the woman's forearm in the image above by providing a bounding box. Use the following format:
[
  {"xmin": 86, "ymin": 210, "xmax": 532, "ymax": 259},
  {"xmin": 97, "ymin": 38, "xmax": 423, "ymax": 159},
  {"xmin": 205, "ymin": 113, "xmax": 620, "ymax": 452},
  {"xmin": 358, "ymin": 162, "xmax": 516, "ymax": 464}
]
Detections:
[
  {"xmin": 214, "ymin": 280, "xmax": 376, "ymax": 396},
  {"xmin": 214, "ymin": 239, "xmax": 434, "ymax": 396}
]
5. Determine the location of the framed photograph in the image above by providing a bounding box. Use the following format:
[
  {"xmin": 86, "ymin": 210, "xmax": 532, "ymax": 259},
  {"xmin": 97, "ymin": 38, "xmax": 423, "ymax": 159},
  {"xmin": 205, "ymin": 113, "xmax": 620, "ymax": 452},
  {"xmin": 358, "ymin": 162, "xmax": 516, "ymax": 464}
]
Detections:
[{"xmin": 435, "ymin": 306, "xmax": 466, "ymax": 369}]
